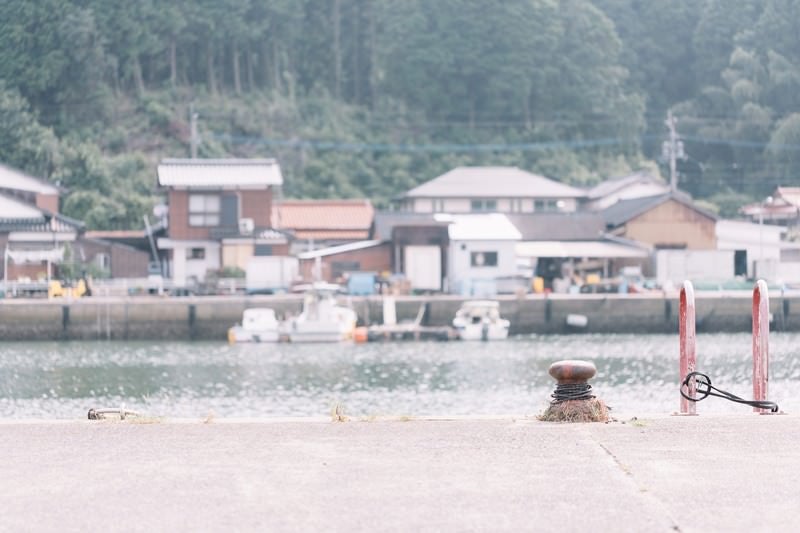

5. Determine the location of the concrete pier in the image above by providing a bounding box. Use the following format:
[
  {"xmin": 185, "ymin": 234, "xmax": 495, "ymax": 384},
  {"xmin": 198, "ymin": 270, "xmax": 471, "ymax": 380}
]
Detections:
[
  {"xmin": 1, "ymin": 415, "xmax": 798, "ymax": 532},
  {"xmin": 1, "ymin": 291, "xmax": 799, "ymax": 341}
]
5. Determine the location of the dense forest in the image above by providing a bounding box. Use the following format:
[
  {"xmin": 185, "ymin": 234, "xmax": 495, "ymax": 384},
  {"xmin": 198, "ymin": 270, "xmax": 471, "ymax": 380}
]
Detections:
[{"xmin": 2, "ymin": 0, "xmax": 800, "ymax": 228}]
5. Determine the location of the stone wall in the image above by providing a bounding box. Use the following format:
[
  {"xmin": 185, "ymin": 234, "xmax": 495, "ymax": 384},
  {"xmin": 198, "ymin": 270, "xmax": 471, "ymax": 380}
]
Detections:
[{"xmin": 0, "ymin": 292, "xmax": 796, "ymax": 341}]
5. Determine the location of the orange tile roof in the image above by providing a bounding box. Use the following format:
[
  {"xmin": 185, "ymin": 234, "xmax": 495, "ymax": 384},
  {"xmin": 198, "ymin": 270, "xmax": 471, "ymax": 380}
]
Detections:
[{"xmin": 274, "ymin": 199, "xmax": 374, "ymax": 231}]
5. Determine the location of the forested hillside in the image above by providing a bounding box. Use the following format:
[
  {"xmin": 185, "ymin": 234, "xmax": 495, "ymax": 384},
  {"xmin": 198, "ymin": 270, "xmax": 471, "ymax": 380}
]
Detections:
[{"xmin": 2, "ymin": 0, "xmax": 800, "ymax": 228}]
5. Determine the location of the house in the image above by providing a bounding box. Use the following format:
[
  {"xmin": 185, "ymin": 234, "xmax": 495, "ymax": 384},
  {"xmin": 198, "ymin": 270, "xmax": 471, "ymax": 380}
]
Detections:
[
  {"xmin": 508, "ymin": 212, "xmax": 650, "ymax": 287},
  {"xmin": 397, "ymin": 166, "xmax": 586, "ymax": 214},
  {"xmin": 371, "ymin": 212, "xmax": 451, "ymax": 291},
  {"xmin": 741, "ymin": 187, "xmax": 800, "ymax": 226},
  {"xmin": 443, "ymin": 213, "xmax": 522, "ymax": 296},
  {"xmin": 0, "ymin": 163, "xmax": 61, "ymax": 213},
  {"xmin": 602, "ymin": 192, "xmax": 717, "ymax": 250},
  {"xmin": 274, "ymin": 199, "xmax": 375, "ymax": 253},
  {"xmin": 585, "ymin": 171, "xmax": 670, "ymax": 211},
  {"xmin": 156, "ymin": 158, "xmax": 290, "ymax": 287},
  {"xmin": 716, "ymin": 219, "xmax": 785, "ymax": 279},
  {"xmin": 1, "ymin": 192, "xmax": 84, "ymax": 284}
]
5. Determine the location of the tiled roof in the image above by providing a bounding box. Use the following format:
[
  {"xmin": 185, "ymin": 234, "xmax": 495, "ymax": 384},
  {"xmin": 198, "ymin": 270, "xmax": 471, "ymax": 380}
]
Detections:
[
  {"xmin": 0, "ymin": 163, "xmax": 60, "ymax": 194},
  {"xmin": 370, "ymin": 212, "xmax": 450, "ymax": 240},
  {"xmin": 404, "ymin": 166, "xmax": 586, "ymax": 198},
  {"xmin": 157, "ymin": 158, "xmax": 283, "ymax": 188},
  {"xmin": 0, "ymin": 194, "xmax": 43, "ymax": 219},
  {"xmin": 506, "ymin": 213, "xmax": 606, "ymax": 241},
  {"xmin": 602, "ymin": 192, "xmax": 716, "ymax": 228},
  {"xmin": 0, "ymin": 193, "xmax": 83, "ymax": 233},
  {"xmin": 586, "ymin": 171, "xmax": 665, "ymax": 199},
  {"xmin": 443, "ymin": 213, "xmax": 522, "ymax": 241},
  {"xmin": 274, "ymin": 199, "xmax": 374, "ymax": 231}
]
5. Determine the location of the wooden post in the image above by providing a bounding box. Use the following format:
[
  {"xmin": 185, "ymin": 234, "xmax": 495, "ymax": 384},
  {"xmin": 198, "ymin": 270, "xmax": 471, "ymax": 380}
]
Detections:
[
  {"xmin": 679, "ymin": 280, "xmax": 697, "ymax": 414},
  {"xmin": 752, "ymin": 280, "xmax": 770, "ymax": 413}
]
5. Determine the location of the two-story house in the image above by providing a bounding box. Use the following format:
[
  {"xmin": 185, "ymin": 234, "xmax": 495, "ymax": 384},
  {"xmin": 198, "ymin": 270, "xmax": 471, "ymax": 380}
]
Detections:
[
  {"xmin": 0, "ymin": 164, "xmax": 85, "ymax": 285},
  {"xmin": 397, "ymin": 166, "xmax": 586, "ymax": 214},
  {"xmin": 156, "ymin": 158, "xmax": 289, "ymax": 287}
]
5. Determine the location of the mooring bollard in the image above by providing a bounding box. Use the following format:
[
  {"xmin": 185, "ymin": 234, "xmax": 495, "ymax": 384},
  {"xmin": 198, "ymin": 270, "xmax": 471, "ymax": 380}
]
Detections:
[
  {"xmin": 679, "ymin": 280, "xmax": 697, "ymax": 415},
  {"xmin": 540, "ymin": 360, "xmax": 608, "ymax": 422},
  {"xmin": 752, "ymin": 279, "xmax": 770, "ymax": 414}
]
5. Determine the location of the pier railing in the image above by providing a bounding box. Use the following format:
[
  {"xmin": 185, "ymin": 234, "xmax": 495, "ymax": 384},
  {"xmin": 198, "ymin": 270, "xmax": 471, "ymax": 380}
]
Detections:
[{"xmin": 679, "ymin": 279, "xmax": 772, "ymax": 414}]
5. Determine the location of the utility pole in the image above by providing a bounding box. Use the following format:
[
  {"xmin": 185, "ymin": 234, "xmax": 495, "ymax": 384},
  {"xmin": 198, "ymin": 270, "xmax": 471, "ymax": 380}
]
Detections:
[
  {"xmin": 189, "ymin": 103, "xmax": 199, "ymax": 159},
  {"xmin": 662, "ymin": 111, "xmax": 685, "ymax": 192}
]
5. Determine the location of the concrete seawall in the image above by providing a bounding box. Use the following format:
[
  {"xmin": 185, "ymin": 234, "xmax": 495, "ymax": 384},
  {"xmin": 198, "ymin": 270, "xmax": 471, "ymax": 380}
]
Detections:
[
  {"xmin": 0, "ymin": 291, "xmax": 797, "ymax": 341},
  {"xmin": 0, "ymin": 291, "xmax": 800, "ymax": 341}
]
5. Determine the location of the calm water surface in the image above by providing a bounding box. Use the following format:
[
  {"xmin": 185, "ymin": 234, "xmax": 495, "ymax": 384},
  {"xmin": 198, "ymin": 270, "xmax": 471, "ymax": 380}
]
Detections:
[{"xmin": 1, "ymin": 333, "xmax": 799, "ymax": 418}]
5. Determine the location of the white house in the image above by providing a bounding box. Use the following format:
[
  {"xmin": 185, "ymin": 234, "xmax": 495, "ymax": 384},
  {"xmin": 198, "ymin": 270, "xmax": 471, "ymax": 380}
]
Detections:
[
  {"xmin": 442, "ymin": 213, "xmax": 522, "ymax": 296},
  {"xmin": 399, "ymin": 167, "xmax": 586, "ymax": 214},
  {"xmin": 716, "ymin": 219, "xmax": 785, "ymax": 279}
]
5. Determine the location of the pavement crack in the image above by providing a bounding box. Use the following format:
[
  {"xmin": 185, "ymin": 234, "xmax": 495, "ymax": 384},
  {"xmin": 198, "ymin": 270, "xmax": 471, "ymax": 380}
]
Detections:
[{"xmin": 590, "ymin": 432, "xmax": 683, "ymax": 532}]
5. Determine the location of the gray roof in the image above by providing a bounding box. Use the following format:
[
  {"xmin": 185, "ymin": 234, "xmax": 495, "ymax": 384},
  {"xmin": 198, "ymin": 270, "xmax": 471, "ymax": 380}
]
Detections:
[
  {"xmin": 0, "ymin": 163, "xmax": 60, "ymax": 194},
  {"xmin": 370, "ymin": 212, "xmax": 450, "ymax": 240},
  {"xmin": 157, "ymin": 158, "xmax": 283, "ymax": 188},
  {"xmin": 586, "ymin": 171, "xmax": 665, "ymax": 199},
  {"xmin": 404, "ymin": 167, "xmax": 586, "ymax": 199},
  {"xmin": 602, "ymin": 192, "xmax": 716, "ymax": 228},
  {"xmin": 506, "ymin": 213, "xmax": 606, "ymax": 241},
  {"xmin": 0, "ymin": 193, "xmax": 84, "ymax": 233}
]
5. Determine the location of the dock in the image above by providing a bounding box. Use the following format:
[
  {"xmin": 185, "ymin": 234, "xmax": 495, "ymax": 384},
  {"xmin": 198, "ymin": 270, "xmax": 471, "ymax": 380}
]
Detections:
[
  {"xmin": 2, "ymin": 414, "xmax": 798, "ymax": 532},
  {"xmin": 366, "ymin": 323, "xmax": 456, "ymax": 341}
]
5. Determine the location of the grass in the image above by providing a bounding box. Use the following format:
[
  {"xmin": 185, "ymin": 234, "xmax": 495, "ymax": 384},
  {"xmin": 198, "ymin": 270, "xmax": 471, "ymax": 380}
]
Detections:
[
  {"xmin": 331, "ymin": 403, "xmax": 349, "ymax": 422},
  {"xmin": 538, "ymin": 398, "xmax": 610, "ymax": 423}
]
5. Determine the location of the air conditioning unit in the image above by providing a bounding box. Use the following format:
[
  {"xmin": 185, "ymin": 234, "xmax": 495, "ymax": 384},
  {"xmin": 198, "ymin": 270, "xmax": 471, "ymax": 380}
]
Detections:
[{"xmin": 238, "ymin": 218, "xmax": 254, "ymax": 235}]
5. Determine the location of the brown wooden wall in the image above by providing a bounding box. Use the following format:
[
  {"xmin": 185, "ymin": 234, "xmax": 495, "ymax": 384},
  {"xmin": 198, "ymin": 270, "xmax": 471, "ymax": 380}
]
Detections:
[
  {"xmin": 621, "ymin": 200, "xmax": 716, "ymax": 249},
  {"xmin": 78, "ymin": 238, "xmax": 150, "ymax": 278},
  {"xmin": 299, "ymin": 243, "xmax": 392, "ymax": 282}
]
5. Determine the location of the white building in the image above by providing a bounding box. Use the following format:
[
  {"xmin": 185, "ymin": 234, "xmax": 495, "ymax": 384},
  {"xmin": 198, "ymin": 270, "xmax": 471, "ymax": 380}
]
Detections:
[
  {"xmin": 398, "ymin": 167, "xmax": 586, "ymax": 214},
  {"xmin": 443, "ymin": 213, "xmax": 522, "ymax": 296}
]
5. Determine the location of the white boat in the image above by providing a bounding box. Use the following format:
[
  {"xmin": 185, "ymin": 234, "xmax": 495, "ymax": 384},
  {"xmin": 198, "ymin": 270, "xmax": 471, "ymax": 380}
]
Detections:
[
  {"xmin": 228, "ymin": 308, "xmax": 281, "ymax": 343},
  {"xmin": 452, "ymin": 300, "xmax": 510, "ymax": 341},
  {"xmin": 286, "ymin": 283, "xmax": 358, "ymax": 342}
]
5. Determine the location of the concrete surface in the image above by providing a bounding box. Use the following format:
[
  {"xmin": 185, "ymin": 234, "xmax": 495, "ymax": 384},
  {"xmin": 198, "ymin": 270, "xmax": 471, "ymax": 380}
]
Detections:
[{"xmin": 1, "ymin": 415, "xmax": 798, "ymax": 532}]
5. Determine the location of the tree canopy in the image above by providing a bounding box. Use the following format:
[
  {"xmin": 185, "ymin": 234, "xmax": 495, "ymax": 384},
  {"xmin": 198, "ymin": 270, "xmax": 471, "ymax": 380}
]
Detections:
[{"xmin": 1, "ymin": 0, "xmax": 800, "ymax": 227}]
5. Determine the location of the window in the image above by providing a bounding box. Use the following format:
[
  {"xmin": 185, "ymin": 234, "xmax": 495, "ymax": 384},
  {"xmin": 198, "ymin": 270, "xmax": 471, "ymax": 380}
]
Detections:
[
  {"xmin": 254, "ymin": 244, "xmax": 272, "ymax": 256},
  {"xmin": 534, "ymin": 199, "xmax": 559, "ymax": 212},
  {"xmin": 470, "ymin": 251, "xmax": 498, "ymax": 267},
  {"xmin": 188, "ymin": 194, "xmax": 221, "ymax": 226},
  {"xmin": 187, "ymin": 247, "xmax": 205, "ymax": 260},
  {"xmin": 95, "ymin": 253, "xmax": 110, "ymax": 270},
  {"xmin": 470, "ymin": 199, "xmax": 497, "ymax": 212}
]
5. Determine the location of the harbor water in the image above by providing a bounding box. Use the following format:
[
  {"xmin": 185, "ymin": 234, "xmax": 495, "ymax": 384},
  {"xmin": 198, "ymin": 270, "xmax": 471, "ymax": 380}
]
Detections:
[{"xmin": 1, "ymin": 333, "xmax": 799, "ymax": 418}]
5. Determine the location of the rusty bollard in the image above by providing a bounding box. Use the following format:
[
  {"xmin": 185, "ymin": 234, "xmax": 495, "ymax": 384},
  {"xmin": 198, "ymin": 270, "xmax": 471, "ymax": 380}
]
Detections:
[{"xmin": 539, "ymin": 360, "xmax": 609, "ymax": 422}]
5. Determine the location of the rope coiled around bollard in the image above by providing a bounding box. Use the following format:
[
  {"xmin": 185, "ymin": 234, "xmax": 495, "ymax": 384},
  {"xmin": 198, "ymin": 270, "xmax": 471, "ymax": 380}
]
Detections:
[
  {"xmin": 550, "ymin": 383, "xmax": 595, "ymax": 404},
  {"xmin": 680, "ymin": 371, "xmax": 779, "ymax": 412}
]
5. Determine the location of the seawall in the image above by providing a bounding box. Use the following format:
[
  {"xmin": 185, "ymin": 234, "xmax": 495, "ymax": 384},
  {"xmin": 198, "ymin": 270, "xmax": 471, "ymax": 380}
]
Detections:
[{"xmin": 0, "ymin": 291, "xmax": 797, "ymax": 341}]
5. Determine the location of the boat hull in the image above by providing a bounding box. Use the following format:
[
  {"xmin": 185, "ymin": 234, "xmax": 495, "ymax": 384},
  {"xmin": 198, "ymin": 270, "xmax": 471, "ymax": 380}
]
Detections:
[{"xmin": 454, "ymin": 323, "xmax": 509, "ymax": 341}]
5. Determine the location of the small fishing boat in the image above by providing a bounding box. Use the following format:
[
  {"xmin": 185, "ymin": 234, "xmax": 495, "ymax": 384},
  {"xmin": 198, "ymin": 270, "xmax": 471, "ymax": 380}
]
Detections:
[
  {"xmin": 228, "ymin": 308, "xmax": 281, "ymax": 343},
  {"xmin": 452, "ymin": 300, "xmax": 510, "ymax": 341},
  {"xmin": 285, "ymin": 283, "xmax": 358, "ymax": 342}
]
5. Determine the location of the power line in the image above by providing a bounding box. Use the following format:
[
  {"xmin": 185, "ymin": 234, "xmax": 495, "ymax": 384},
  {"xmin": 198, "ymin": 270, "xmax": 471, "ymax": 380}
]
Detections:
[{"xmin": 210, "ymin": 132, "xmax": 642, "ymax": 153}]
